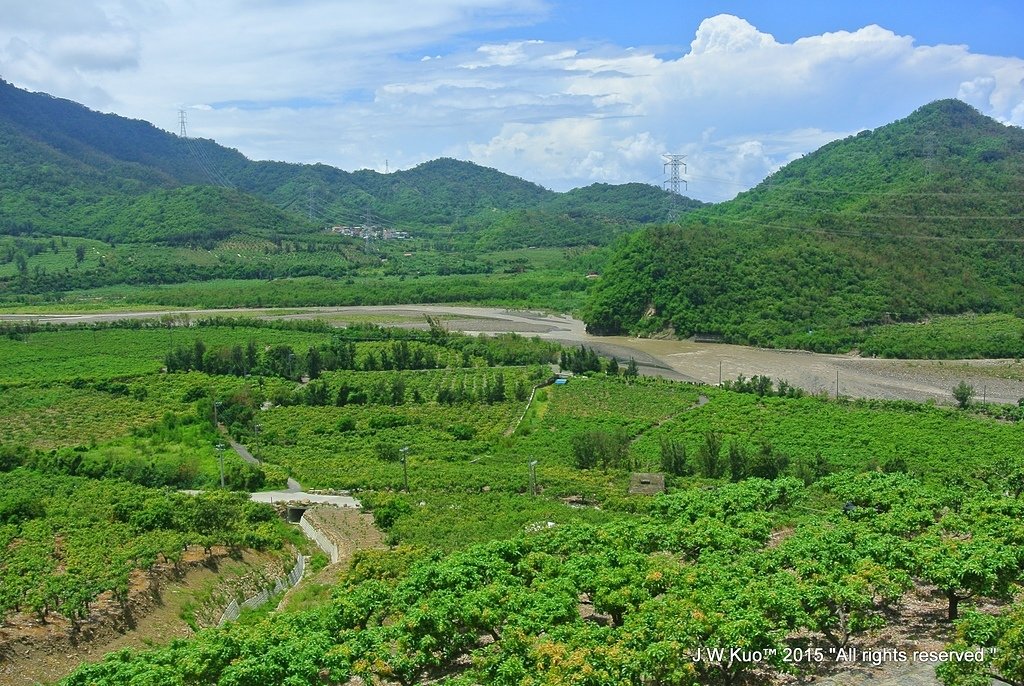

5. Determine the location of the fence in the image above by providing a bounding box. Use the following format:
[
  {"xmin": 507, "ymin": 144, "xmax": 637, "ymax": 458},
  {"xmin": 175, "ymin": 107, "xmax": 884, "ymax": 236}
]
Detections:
[
  {"xmin": 218, "ymin": 552, "xmax": 305, "ymax": 626},
  {"xmin": 299, "ymin": 512, "xmax": 340, "ymax": 563}
]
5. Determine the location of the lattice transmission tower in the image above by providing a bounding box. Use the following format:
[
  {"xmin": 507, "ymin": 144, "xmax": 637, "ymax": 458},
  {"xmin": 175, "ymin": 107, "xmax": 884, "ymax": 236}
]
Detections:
[
  {"xmin": 176, "ymin": 107, "xmax": 234, "ymax": 188},
  {"xmin": 662, "ymin": 153, "xmax": 687, "ymax": 195}
]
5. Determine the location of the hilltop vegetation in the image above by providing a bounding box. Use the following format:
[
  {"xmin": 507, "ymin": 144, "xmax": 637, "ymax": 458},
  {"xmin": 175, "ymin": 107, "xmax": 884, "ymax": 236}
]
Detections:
[
  {"xmin": 6, "ymin": 82, "xmax": 1024, "ymax": 360},
  {"xmin": 0, "ymin": 79, "xmax": 687, "ymax": 260},
  {"xmin": 583, "ymin": 100, "xmax": 1024, "ymax": 352},
  {"xmin": 0, "ymin": 80, "xmax": 700, "ymax": 313}
]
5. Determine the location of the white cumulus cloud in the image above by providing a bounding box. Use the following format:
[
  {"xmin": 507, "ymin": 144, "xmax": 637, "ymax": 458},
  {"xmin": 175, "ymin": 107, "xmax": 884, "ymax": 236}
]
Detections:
[{"xmin": 1, "ymin": 5, "xmax": 1022, "ymax": 201}]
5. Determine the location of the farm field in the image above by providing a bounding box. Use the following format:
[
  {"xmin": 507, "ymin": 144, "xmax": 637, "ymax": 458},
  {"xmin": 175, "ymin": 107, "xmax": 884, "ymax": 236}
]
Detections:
[
  {"xmin": 2, "ymin": 317, "xmax": 1023, "ymax": 686},
  {"xmin": 7, "ymin": 305, "xmax": 1024, "ymax": 405}
]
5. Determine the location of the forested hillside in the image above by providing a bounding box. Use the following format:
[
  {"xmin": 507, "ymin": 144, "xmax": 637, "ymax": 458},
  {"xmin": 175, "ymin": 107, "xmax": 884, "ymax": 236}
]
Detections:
[
  {"xmin": 0, "ymin": 80, "xmax": 687, "ymax": 251},
  {"xmin": 583, "ymin": 100, "xmax": 1024, "ymax": 351}
]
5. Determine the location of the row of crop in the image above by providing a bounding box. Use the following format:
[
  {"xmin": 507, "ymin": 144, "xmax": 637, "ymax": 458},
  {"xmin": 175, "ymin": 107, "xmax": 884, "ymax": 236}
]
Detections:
[
  {"xmin": 251, "ymin": 398, "xmax": 526, "ymax": 491},
  {"xmin": 0, "ymin": 470, "xmax": 289, "ymax": 625},
  {"xmin": 0, "ymin": 325, "xmax": 332, "ymax": 384},
  {"xmin": 62, "ymin": 474, "xmax": 1024, "ymax": 686},
  {"xmin": 628, "ymin": 389, "xmax": 1022, "ymax": 483}
]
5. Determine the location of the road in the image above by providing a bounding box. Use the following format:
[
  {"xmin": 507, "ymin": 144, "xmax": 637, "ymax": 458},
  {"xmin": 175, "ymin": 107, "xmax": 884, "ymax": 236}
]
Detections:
[
  {"xmin": 228, "ymin": 438, "xmax": 302, "ymax": 491},
  {"xmin": 4, "ymin": 305, "xmax": 1022, "ymax": 405}
]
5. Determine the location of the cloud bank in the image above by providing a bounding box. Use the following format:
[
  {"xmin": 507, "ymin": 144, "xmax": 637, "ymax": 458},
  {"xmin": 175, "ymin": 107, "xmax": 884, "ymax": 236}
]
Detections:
[{"xmin": 2, "ymin": 2, "xmax": 1022, "ymax": 201}]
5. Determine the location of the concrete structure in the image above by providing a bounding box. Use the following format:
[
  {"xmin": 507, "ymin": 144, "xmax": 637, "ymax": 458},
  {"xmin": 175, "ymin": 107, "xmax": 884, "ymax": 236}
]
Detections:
[
  {"xmin": 249, "ymin": 491, "xmax": 360, "ymax": 508},
  {"xmin": 628, "ymin": 472, "xmax": 666, "ymax": 495}
]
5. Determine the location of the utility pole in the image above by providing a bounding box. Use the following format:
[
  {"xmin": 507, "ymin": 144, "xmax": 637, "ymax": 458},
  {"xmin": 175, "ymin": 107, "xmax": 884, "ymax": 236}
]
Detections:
[
  {"xmin": 662, "ymin": 154, "xmax": 688, "ymax": 195},
  {"xmin": 529, "ymin": 460, "xmax": 538, "ymax": 496},
  {"xmin": 178, "ymin": 108, "xmax": 188, "ymax": 138},
  {"xmin": 216, "ymin": 443, "xmax": 225, "ymax": 488},
  {"xmin": 364, "ymin": 205, "xmax": 374, "ymax": 235},
  {"xmin": 400, "ymin": 446, "xmax": 409, "ymax": 492}
]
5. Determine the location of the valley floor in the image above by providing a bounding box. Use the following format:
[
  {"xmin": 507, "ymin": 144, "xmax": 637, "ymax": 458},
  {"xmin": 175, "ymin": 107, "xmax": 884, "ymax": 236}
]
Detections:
[{"xmin": 4, "ymin": 305, "xmax": 1021, "ymax": 405}]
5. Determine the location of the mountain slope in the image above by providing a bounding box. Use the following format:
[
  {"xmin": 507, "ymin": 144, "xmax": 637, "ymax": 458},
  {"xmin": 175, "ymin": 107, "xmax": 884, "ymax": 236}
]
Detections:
[
  {"xmin": 582, "ymin": 100, "xmax": 1024, "ymax": 350},
  {"xmin": 0, "ymin": 80, "xmax": 691, "ymax": 249}
]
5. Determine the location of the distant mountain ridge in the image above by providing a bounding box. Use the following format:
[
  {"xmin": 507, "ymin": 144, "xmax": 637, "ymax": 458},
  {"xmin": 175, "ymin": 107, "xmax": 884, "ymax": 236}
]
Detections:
[
  {"xmin": 582, "ymin": 100, "xmax": 1024, "ymax": 350},
  {"xmin": 0, "ymin": 79, "xmax": 690, "ymax": 247}
]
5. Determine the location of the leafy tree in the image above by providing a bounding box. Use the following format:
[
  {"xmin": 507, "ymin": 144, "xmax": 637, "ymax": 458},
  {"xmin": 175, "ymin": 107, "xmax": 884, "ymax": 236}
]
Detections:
[
  {"xmin": 728, "ymin": 441, "xmax": 748, "ymax": 482},
  {"xmin": 774, "ymin": 521, "xmax": 910, "ymax": 647},
  {"xmin": 696, "ymin": 431, "xmax": 725, "ymax": 479},
  {"xmin": 659, "ymin": 436, "xmax": 689, "ymax": 476},
  {"xmin": 937, "ymin": 602, "xmax": 1024, "ymax": 686},
  {"xmin": 572, "ymin": 428, "xmax": 630, "ymax": 470},
  {"xmin": 375, "ymin": 442, "xmax": 402, "ymax": 463},
  {"xmin": 913, "ymin": 528, "xmax": 1020, "ymax": 620},
  {"xmin": 952, "ymin": 380, "xmax": 975, "ymax": 410},
  {"xmin": 306, "ymin": 346, "xmax": 322, "ymax": 379},
  {"xmin": 304, "ymin": 380, "xmax": 330, "ymax": 406},
  {"xmin": 748, "ymin": 442, "xmax": 790, "ymax": 480}
]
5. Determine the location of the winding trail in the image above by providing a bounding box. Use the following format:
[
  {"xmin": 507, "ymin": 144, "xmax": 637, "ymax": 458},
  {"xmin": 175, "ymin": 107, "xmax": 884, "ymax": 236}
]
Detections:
[{"xmin": 228, "ymin": 438, "xmax": 303, "ymax": 492}]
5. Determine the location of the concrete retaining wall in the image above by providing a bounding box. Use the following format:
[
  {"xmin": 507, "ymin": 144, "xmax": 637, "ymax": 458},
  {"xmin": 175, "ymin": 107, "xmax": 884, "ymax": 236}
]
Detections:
[
  {"xmin": 299, "ymin": 513, "xmax": 339, "ymax": 563},
  {"xmin": 218, "ymin": 552, "xmax": 304, "ymax": 626}
]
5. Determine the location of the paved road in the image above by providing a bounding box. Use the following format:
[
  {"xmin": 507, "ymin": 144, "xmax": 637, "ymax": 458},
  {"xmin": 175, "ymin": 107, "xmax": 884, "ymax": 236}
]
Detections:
[
  {"xmin": 228, "ymin": 438, "xmax": 302, "ymax": 491},
  {"xmin": 180, "ymin": 488, "xmax": 358, "ymax": 507},
  {"xmin": 5, "ymin": 305, "xmax": 1022, "ymax": 404}
]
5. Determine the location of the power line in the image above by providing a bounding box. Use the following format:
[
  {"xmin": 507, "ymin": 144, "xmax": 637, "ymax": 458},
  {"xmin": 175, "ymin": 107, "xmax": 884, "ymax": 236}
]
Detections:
[
  {"xmin": 723, "ymin": 201, "xmax": 1024, "ymax": 222},
  {"xmin": 704, "ymin": 214, "xmax": 1024, "ymax": 243},
  {"xmin": 177, "ymin": 107, "xmax": 235, "ymax": 189}
]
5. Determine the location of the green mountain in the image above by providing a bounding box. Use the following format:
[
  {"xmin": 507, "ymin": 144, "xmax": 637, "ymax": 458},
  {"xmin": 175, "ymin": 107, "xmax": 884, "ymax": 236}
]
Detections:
[
  {"xmin": 0, "ymin": 79, "xmax": 308, "ymax": 243},
  {"xmin": 582, "ymin": 100, "xmax": 1024, "ymax": 350},
  {"xmin": 0, "ymin": 79, "xmax": 689, "ymax": 250}
]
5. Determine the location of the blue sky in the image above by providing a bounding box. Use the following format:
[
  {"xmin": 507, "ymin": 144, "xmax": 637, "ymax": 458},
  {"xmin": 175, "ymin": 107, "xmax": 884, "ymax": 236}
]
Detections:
[
  {"xmin": 1, "ymin": 1, "xmax": 1022, "ymax": 201},
  {"xmin": 510, "ymin": 1, "xmax": 1024, "ymax": 57}
]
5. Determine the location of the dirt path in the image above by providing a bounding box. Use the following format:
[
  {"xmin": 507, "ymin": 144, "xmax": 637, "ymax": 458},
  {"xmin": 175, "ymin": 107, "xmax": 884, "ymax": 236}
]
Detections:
[{"xmin": 6, "ymin": 305, "xmax": 1020, "ymax": 405}]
